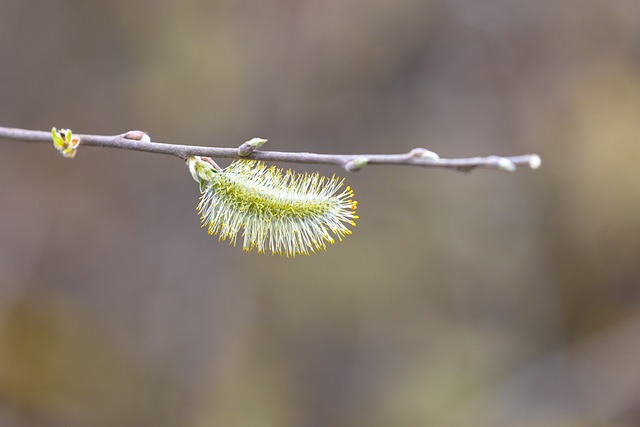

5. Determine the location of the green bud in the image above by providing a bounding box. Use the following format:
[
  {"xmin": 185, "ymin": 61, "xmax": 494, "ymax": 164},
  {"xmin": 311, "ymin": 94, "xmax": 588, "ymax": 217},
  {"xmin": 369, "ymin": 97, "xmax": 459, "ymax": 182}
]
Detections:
[
  {"xmin": 187, "ymin": 156, "xmax": 220, "ymax": 183},
  {"xmin": 51, "ymin": 127, "xmax": 80, "ymax": 158},
  {"xmin": 238, "ymin": 137, "xmax": 268, "ymax": 156}
]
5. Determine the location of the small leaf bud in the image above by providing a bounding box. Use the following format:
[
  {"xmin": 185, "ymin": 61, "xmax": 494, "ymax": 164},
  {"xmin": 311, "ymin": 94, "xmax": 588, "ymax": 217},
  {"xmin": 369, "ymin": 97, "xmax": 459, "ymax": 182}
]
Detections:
[
  {"xmin": 409, "ymin": 148, "xmax": 440, "ymax": 161},
  {"xmin": 238, "ymin": 137, "xmax": 268, "ymax": 156},
  {"xmin": 123, "ymin": 130, "xmax": 150, "ymax": 143},
  {"xmin": 345, "ymin": 157, "xmax": 369, "ymax": 172},
  {"xmin": 496, "ymin": 157, "xmax": 516, "ymax": 172},
  {"xmin": 51, "ymin": 127, "xmax": 80, "ymax": 158}
]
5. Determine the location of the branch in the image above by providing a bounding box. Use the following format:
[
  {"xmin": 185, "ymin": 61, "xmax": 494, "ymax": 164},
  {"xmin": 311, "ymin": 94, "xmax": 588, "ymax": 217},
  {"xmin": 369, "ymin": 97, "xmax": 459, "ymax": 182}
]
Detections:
[{"xmin": 0, "ymin": 125, "xmax": 540, "ymax": 173}]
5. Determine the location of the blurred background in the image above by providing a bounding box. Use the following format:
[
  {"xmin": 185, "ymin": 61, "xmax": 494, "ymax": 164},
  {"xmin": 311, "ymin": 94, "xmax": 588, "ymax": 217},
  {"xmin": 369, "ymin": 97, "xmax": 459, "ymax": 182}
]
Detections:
[{"xmin": 1, "ymin": 1, "xmax": 640, "ymax": 426}]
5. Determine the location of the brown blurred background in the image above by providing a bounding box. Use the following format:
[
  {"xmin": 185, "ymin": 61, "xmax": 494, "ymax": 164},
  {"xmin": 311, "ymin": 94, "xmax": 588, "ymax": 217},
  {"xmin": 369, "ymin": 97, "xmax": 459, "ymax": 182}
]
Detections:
[{"xmin": 1, "ymin": 1, "xmax": 640, "ymax": 426}]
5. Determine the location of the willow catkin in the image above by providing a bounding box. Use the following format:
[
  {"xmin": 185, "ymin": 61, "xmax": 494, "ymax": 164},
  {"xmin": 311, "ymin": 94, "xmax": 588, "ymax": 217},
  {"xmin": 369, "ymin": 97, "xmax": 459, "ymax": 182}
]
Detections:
[{"xmin": 197, "ymin": 160, "xmax": 358, "ymax": 257}]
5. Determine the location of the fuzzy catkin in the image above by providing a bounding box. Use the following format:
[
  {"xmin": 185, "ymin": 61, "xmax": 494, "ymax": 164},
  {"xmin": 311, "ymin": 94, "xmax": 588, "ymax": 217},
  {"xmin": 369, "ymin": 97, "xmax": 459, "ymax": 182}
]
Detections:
[{"xmin": 197, "ymin": 160, "xmax": 358, "ymax": 257}]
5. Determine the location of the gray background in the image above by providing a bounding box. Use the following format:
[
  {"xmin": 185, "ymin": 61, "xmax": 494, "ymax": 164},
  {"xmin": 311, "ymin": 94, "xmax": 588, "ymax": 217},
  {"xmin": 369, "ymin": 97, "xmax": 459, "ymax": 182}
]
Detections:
[{"xmin": 1, "ymin": 1, "xmax": 640, "ymax": 426}]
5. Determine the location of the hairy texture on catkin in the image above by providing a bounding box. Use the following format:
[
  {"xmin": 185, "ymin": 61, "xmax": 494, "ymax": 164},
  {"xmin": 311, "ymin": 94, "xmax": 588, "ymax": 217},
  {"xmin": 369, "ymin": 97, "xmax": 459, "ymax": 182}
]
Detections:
[{"xmin": 197, "ymin": 160, "xmax": 358, "ymax": 256}]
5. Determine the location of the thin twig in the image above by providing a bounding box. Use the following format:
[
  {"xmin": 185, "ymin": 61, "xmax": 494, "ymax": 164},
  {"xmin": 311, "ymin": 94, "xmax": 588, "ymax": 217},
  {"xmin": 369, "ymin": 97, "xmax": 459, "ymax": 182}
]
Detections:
[{"xmin": 0, "ymin": 126, "xmax": 540, "ymax": 172}]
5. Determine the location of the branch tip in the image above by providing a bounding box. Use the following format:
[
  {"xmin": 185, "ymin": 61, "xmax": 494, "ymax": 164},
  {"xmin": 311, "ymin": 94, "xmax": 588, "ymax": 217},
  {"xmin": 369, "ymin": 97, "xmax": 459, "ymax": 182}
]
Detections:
[{"xmin": 529, "ymin": 154, "xmax": 542, "ymax": 169}]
